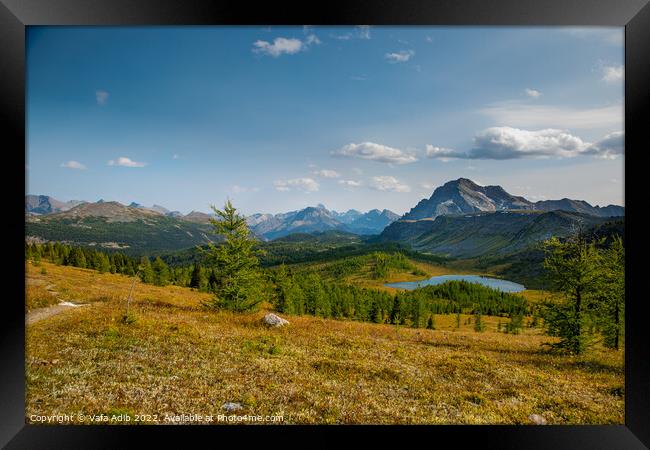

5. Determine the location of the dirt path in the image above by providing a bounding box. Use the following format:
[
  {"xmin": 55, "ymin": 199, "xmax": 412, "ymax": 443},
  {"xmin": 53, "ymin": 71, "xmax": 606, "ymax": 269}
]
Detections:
[{"xmin": 26, "ymin": 302, "xmax": 88, "ymax": 325}]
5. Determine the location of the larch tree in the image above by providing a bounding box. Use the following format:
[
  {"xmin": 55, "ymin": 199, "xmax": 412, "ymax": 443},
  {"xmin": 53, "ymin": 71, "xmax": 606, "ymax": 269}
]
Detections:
[
  {"xmin": 203, "ymin": 200, "xmax": 264, "ymax": 312},
  {"xmin": 541, "ymin": 224, "xmax": 603, "ymax": 354}
]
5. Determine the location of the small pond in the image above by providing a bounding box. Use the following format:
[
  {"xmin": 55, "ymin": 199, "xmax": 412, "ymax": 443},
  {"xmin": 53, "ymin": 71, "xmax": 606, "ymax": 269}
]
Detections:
[{"xmin": 384, "ymin": 274, "xmax": 526, "ymax": 293}]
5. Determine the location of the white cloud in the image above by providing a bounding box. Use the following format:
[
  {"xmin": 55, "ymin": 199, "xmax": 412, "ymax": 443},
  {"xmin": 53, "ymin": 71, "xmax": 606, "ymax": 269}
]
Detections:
[
  {"xmin": 602, "ymin": 65, "xmax": 624, "ymax": 83},
  {"xmin": 312, "ymin": 169, "xmax": 341, "ymax": 178},
  {"xmin": 352, "ymin": 167, "xmax": 363, "ymax": 175},
  {"xmin": 331, "ymin": 142, "xmax": 417, "ymax": 165},
  {"xmin": 172, "ymin": 154, "xmax": 180, "ymax": 159},
  {"xmin": 419, "ymin": 182, "xmax": 436, "ymax": 190},
  {"xmin": 305, "ymin": 34, "xmax": 321, "ymax": 45},
  {"xmin": 302, "ymin": 26, "xmax": 322, "ymax": 46},
  {"xmin": 371, "ymin": 176, "xmax": 411, "ymax": 193},
  {"xmin": 338, "ymin": 179, "xmax": 362, "ymax": 187},
  {"xmin": 350, "ymin": 75, "xmax": 367, "ymax": 81},
  {"xmin": 478, "ymin": 101, "xmax": 622, "ymax": 130},
  {"xmin": 274, "ymin": 177, "xmax": 319, "ymax": 192},
  {"xmin": 426, "ymin": 128, "xmax": 624, "ymax": 161},
  {"xmin": 60, "ymin": 160, "xmax": 87, "ymax": 170},
  {"xmin": 385, "ymin": 50, "xmax": 414, "ymax": 63},
  {"xmin": 469, "ymin": 127, "xmax": 590, "ymax": 159},
  {"xmin": 584, "ymin": 131, "xmax": 624, "ymax": 159},
  {"xmin": 332, "ymin": 33, "xmax": 352, "ymax": 41},
  {"xmin": 425, "ymin": 146, "xmax": 464, "ymax": 161},
  {"xmin": 330, "ymin": 26, "xmax": 371, "ymax": 41},
  {"xmin": 525, "ymin": 88, "xmax": 541, "ymax": 98},
  {"xmin": 253, "ymin": 37, "xmax": 304, "ymax": 57},
  {"xmin": 107, "ymin": 156, "xmax": 147, "ymax": 167},
  {"xmin": 357, "ymin": 25, "xmax": 371, "ymax": 40},
  {"xmin": 95, "ymin": 90, "xmax": 109, "ymax": 105}
]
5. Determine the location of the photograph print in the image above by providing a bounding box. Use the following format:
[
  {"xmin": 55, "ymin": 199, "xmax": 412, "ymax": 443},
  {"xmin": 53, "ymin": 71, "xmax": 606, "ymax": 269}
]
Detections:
[{"xmin": 25, "ymin": 25, "xmax": 624, "ymax": 425}]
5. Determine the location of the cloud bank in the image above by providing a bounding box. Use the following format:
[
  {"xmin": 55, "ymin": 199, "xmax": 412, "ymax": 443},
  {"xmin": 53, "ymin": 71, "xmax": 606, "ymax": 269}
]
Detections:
[
  {"xmin": 370, "ymin": 176, "xmax": 411, "ymax": 193},
  {"xmin": 338, "ymin": 179, "xmax": 362, "ymax": 187},
  {"xmin": 312, "ymin": 169, "xmax": 341, "ymax": 178},
  {"xmin": 60, "ymin": 160, "xmax": 87, "ymax": 170},
  {"xmin": 108, "ymin": 157, "xmax": 147, "ymax": 167},
  {"xmin": 525, "ymin": 88, "xmax": 541, "ymax": 98},
  {"xmin": 331, "ymin": 142, "xmax": 417, "ymax": 165},
  {"xmin": 385, "ymin": 50, "xmax": 414, "ymax": 63},
  {"xmin": 274, "ymin": 177, "xmax": 319, "ymax": 192},
  {"xmin": 602, "ymin": 65, "xmax": 623, "ymax": 83},
  {"xmin": 425, "ymin": 127, "xmax": 624, "ymax": 160},
  {"xmin": 253, "ymin": 37, "xmax": 305, "ymax": 57}
]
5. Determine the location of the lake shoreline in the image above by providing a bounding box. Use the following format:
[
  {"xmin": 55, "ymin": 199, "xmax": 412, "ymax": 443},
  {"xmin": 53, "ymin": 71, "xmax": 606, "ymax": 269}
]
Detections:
[{"xmin": 384, "ymin": 274, "xmax": 526, "ymax": 293}]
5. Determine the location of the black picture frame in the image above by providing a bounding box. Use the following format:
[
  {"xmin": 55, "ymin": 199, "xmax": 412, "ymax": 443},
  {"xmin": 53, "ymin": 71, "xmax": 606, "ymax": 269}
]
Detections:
[{"xmin": 2, "ymin": 0, "xmax": 649, "ymax": 448}]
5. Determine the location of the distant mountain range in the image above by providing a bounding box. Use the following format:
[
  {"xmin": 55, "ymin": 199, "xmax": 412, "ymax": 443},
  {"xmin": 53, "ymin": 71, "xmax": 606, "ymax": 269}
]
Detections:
[
  {"xmin": 25, "ymin": 195, "xmax": 86, "ymax": 215},
  {"xmin": 402, "ymin": 178, "xmax": 624, "ymax": 220},
  {"xmin": 25, "ymin": 196, "xmax": 398, "ymax": 238},
  {"xmin": 246, "ymin": 205, "xmax": 399, "ymax": 239},
  {"xmin": 379, "ymin": 178, "xmax": 624, "ymax": 258},
  {"xmin": 24, "ymin": 196, "xmax": 400, "ymax": 250},
  {"xmin": 25, "ymin": 180, "xmax": 623, "ymax": 256},
  {"xmin": 25, "ymin": 200, "xmax": 216, "ymax": 254}
]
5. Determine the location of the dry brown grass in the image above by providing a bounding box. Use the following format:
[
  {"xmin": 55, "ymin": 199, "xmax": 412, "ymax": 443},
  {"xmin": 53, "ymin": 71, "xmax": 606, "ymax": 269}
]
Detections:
[{"xmin": 25, "ymin": 262, "xmax": 624, "ymax": 425}]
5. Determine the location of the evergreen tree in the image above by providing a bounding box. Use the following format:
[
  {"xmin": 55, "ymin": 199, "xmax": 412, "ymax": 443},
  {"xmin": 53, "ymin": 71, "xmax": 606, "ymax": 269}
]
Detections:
[
  {"xmin": 426, "ymin": 314, "xmax": 436, "ymax": 330},
  {"xmin": 91, "ymin": 252, "xmax": 109, "ymax": 273},
  {"xmin": 139, "ymin": 256, "xmax": 154, "ymax": 284},
  {"xmin": 371, "ymin": 300, "xmax": 384, "ymax": 324},
  {"xmin": 67, "ymin": 247, "xmax": 86, "ymax": 268},
  {"xmin": 190, "ymin": 263, "xmax": 203, "ymax": 289},
  {"xmin": 541, "ymin": 226, "xmax": 603, "ymax": 354},
  {"xmin": 474, "ymin": 313, "xmax": 485, "ymax": 332},
  {"xmin": 152, "ymin": 257, "xmax": 170, "ymax": 286},
  {"xmin": 208, "ymin": 269, "xmax": 218, "ymax": 292},
  {"xmin": 506, "ymin": 313, "xmax": 524, "ymax": 334},
  {"xmin": 203, "ymin": 200, "xmax": 263, "ymax": 312},
  {"xmin": 595, "ymin": 236, "xmax": 625, "ymax": 349}
]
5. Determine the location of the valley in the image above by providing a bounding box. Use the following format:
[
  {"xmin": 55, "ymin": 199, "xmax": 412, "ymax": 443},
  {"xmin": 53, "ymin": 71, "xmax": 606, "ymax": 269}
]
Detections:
[
  {"xmin": 24, "ymin": 178, "xmax": 626, "ymax": 425},
  {"xmin": 25, "ymin": 262, "xmax": 624, "ymax": 424}
]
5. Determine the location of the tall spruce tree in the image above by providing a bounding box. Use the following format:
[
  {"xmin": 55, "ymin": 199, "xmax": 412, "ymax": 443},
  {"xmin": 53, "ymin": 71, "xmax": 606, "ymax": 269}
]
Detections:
[
  {"xmin": 190, "ymin": 263, "xmax": 203, "ymax": 289},
  {"xmin": 595, "ymin": 236, "xmax": 625, "ymax": 349},
  {"xmin": 151, "ymin": 257, "xmax": 170, "ymax": 286},
  {"xmin": 541, "ymin": 225, "xmax": 602, "ymax": 354},
  {"xmin": 203, "ymin": 200, "xmax": 263, "ymax": 312},
  {"xmin": 139, "ymin": 256, "xmax": 154, "ymax": 284}
]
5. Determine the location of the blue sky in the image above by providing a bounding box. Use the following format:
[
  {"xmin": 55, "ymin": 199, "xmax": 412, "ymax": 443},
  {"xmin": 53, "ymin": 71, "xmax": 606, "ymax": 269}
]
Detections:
[{"xmin": 27, "ymin": 26, "xmax": 624, "ymax": 215}]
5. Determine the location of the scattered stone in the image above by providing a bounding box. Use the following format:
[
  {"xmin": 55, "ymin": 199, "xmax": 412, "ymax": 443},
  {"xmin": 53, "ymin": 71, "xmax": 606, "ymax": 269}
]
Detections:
[
  {"xmin": 263, "ymin": 313, "xmax": 289, "ymax": 328},
  {"xmin": 59, "ymin": 301, "xmax": 84, "ymax": 307},
  {"xmin": 529, "ymin": 414, "xmax": 547, "ymax": 425},
  {"xmin": 222, "ymin": 402, "xmax": 243, "ymax": 412}
]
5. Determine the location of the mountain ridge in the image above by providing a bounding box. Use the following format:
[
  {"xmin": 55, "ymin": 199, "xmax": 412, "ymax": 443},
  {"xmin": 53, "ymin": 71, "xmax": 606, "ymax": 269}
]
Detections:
[{"xmin": 401, "ymin": 178, "xmax": 623, "ymax": 221}]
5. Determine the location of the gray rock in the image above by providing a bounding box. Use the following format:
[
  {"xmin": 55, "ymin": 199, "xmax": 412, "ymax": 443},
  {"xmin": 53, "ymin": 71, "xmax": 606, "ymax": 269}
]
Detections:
[
  {"xmin": 529, "ymin": 414, "xmax": 547, "ymax": 425},
  {"xmin": 222, "ymin": 402, "xmax": 243, "ymax": 412},
  {"xmin": 263, "ymin": 313, "xmax": 289, "ymax": 328}
]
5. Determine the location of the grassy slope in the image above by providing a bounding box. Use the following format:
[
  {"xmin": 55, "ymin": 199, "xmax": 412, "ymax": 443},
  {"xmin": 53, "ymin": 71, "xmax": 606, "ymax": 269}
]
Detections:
[{"xmin": 26, "ymin": 262, "xmax": 623, "ymax": 424}]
